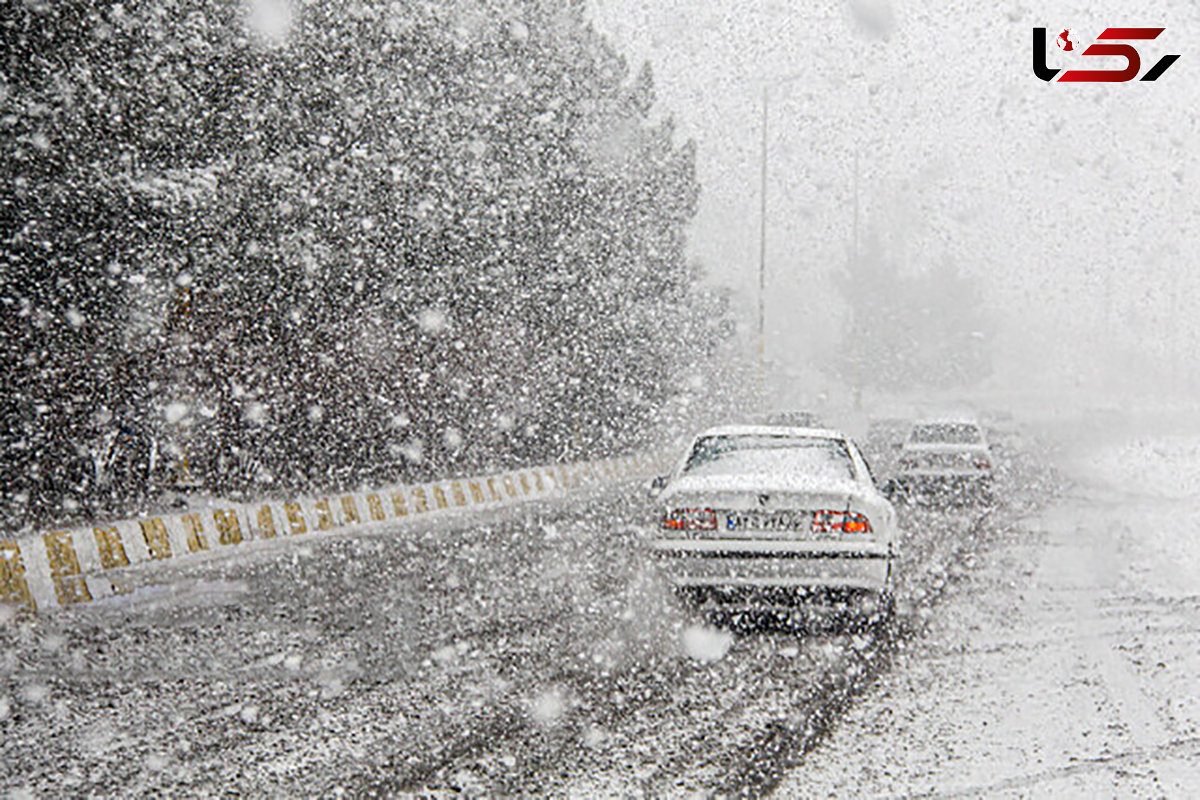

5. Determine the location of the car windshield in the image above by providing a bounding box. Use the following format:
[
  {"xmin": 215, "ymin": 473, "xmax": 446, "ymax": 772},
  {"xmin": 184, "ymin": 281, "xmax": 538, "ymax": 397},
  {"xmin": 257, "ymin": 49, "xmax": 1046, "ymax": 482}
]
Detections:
[
  {"xmin": 681, "ymin": 435, "xmax": 854, "ymax": 480},
  {"xmin": 909, "ymin": 423, "xmax": 983, "ymax": 445}
]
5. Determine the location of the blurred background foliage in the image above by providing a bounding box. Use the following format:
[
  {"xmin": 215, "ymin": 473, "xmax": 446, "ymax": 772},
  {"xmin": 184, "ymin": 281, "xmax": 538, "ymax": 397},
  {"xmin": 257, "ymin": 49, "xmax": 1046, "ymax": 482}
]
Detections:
[{"xmin": 0, "ymin": 0, "xmax": 735, "ymax": 528}]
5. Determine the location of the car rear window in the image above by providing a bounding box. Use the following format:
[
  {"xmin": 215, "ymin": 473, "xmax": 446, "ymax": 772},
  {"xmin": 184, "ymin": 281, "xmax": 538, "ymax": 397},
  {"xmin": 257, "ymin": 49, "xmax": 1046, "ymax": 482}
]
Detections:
[
  {"xmin": 909, "ymin": 423, "xmax": 983, "ymax": 445},
  {"xmin": 681, "ymin": 435, "xmax": 854, "ymax": 480}
]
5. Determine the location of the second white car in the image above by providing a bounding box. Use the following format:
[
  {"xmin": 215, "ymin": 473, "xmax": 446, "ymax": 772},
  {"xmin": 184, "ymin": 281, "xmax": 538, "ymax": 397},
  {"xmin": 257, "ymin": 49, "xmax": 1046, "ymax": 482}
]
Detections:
[{"xmin": 892, "ymin": 416, "xmax": 994, "ymax": 503}]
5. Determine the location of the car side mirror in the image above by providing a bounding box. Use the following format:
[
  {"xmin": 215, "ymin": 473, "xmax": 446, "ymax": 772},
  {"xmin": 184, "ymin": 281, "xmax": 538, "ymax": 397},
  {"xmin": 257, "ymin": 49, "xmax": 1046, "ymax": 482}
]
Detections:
[{"xmin": 647, "ymin": 475, "xmax": 668, "ymax": 498}]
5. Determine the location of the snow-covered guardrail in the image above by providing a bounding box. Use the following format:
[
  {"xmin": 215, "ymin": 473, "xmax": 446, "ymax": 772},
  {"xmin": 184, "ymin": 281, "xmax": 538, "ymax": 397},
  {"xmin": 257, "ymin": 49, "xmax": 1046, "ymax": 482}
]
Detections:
[{"xmin": 0, "ymin": 452, "xmax": 664, "ymax": 613}]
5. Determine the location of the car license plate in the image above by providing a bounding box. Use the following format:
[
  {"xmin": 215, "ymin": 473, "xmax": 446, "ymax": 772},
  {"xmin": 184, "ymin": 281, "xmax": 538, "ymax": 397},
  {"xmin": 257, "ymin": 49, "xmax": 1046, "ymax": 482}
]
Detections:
[{"xmin": 725, "ymin": 511, "xmax": 808, "ymax": 532}]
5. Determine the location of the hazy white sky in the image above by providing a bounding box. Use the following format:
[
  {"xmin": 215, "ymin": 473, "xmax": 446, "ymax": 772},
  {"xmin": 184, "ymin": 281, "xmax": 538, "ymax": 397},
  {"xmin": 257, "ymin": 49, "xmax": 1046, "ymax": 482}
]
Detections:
[{"xmin": 586, "ymin": 0, "xmax": 1200, "ymax": 395}]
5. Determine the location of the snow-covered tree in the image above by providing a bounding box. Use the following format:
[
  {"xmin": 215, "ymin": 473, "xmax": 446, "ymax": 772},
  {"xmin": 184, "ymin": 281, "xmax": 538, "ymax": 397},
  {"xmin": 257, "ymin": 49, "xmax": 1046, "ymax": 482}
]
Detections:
[{"xmin": 0, "ymin": 0, "xmax": 729, "ymax": 523}]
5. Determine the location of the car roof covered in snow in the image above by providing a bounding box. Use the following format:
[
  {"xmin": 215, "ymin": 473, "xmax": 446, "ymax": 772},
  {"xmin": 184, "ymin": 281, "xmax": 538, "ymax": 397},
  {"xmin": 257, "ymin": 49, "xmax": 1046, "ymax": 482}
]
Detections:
[
  {"xmin": 912, "ymin": 413, "xmax": 981, "ymax": 426},
  {"xmin": 693, "ymin": 424, "xmax": 847, "ymax": 441}
]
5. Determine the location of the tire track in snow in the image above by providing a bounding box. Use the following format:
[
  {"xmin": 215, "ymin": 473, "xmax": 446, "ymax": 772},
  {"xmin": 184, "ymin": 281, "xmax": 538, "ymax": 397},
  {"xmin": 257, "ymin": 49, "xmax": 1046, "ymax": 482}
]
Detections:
[
  {"xmin": 711, "ymin": 510, "xmax": 995, "ymax": 798},
  {"xmin": 911, "ymin": 735, "xmax": 1200, "ymax": 799},
  {"xmin": 406, "ymin": 441, "xmax": 1057, "ymax": 796}
]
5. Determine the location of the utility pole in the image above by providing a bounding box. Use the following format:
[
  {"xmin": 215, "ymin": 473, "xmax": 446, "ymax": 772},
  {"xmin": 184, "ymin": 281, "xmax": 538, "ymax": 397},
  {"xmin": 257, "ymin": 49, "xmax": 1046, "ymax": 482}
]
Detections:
[
  {"xmin": 758, "ymin": 87, "xmax": 769, "ymax": 374},
  {"xmin": 853, "ymin": 148, "xmax": 860, "ymax": 260},
  {"xmin": 852, "ymin": 146, "xmax": 862, "ymax": 411},
  {"xmin": 755, "ymin": 66, "xmax": 864, "ymax": 390}
]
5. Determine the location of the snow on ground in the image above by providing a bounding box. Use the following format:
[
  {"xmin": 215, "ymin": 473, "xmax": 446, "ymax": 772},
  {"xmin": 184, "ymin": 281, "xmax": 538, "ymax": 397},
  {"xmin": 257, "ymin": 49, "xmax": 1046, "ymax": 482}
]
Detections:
[
  {"xmin": 0, "ymin": 433, "xmax": 1051, "ymax": 796},
  {"xmin": 779, "ymin": 417, "xmax": 1200, "ymax": 797}
]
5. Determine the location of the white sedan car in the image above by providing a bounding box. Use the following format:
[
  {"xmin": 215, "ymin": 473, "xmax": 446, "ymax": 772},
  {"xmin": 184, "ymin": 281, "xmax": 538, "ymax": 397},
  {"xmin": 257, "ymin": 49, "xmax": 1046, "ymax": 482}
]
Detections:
[
  {"xmin": 892, "ymin": 417, "xmax": 994, "ymax": 502},
  {"xmin": 645, "ymin": 425, "xmax": 898, "ymax": 620}
]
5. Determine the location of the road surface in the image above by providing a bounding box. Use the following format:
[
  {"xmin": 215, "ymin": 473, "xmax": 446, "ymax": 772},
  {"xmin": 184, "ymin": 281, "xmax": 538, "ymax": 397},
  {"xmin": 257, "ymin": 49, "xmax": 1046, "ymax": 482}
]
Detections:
[
  {"xmin": 1, "ymin": 432, "xmax": 1050, "ymax": 796},
  {"xmin": 779, "ymin": 418, "xmax": 1200, "ymax": 798}
]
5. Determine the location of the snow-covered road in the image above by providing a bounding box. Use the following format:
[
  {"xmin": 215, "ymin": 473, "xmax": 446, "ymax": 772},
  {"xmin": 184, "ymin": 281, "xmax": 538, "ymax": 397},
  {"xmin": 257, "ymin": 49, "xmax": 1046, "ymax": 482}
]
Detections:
[
  {"xmin": 1, "ymin": 431, "xmax": 1051, "ymax": 796},
  {"xmin": 780, "ymin": 420, "xmax": 1200, "ymax": 798}
]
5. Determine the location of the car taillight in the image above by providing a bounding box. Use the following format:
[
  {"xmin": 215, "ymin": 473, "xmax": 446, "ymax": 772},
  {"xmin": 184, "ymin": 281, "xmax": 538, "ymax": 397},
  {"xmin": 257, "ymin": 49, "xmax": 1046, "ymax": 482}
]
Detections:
[
  {"xmin": 811, "ymin": 511, "xmax": 872, "ymax": 534},
  {"xmin": 841, "ymin": 512, "xmax": 872, "ymax": 533},
  {"xmin": 662, "ymin": 508, "xmax": 717, "ymax": 531}
]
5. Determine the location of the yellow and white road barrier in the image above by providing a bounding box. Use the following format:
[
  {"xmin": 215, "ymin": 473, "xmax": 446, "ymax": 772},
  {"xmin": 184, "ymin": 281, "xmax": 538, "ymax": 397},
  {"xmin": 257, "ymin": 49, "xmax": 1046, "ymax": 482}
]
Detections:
[{"xmin": 0, "ymin": 452, "xmax": 665, "ymax": 613}]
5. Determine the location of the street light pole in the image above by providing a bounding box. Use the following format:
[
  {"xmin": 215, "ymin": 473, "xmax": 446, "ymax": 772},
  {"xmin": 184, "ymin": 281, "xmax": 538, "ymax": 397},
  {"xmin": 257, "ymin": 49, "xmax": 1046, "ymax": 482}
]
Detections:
[
  {"xmin": 755, "ymin": 67, "xmax": 861, "ymax": 380},
  {"xmin": 853, "ymin": 147, "xmax": 860, "ymax": 260},
  {"xmin": 758, "ymin": 87, "xmax": 769, "ymax": 372},
  {"xmin": 757, "ymin": 73, "xmax": 804, "ymax": 376},
  {"xmin": 852, "ymin": 145, "xmax": 862, "ymax": 411}
]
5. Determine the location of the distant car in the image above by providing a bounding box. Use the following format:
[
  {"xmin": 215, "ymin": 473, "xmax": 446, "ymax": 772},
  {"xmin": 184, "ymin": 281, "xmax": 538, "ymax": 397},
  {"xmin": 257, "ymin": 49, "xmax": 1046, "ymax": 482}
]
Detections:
[
  {"xmin": 892, "ymin": 417, "xmax": 993, "ymax": 503},
  {"xmin": 761, "ymin": 410, "xmax": 823, "ymax": 428},
  {"xmin": 644, "ymin": 425, "xmax": 897, "ymax": 623}
]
